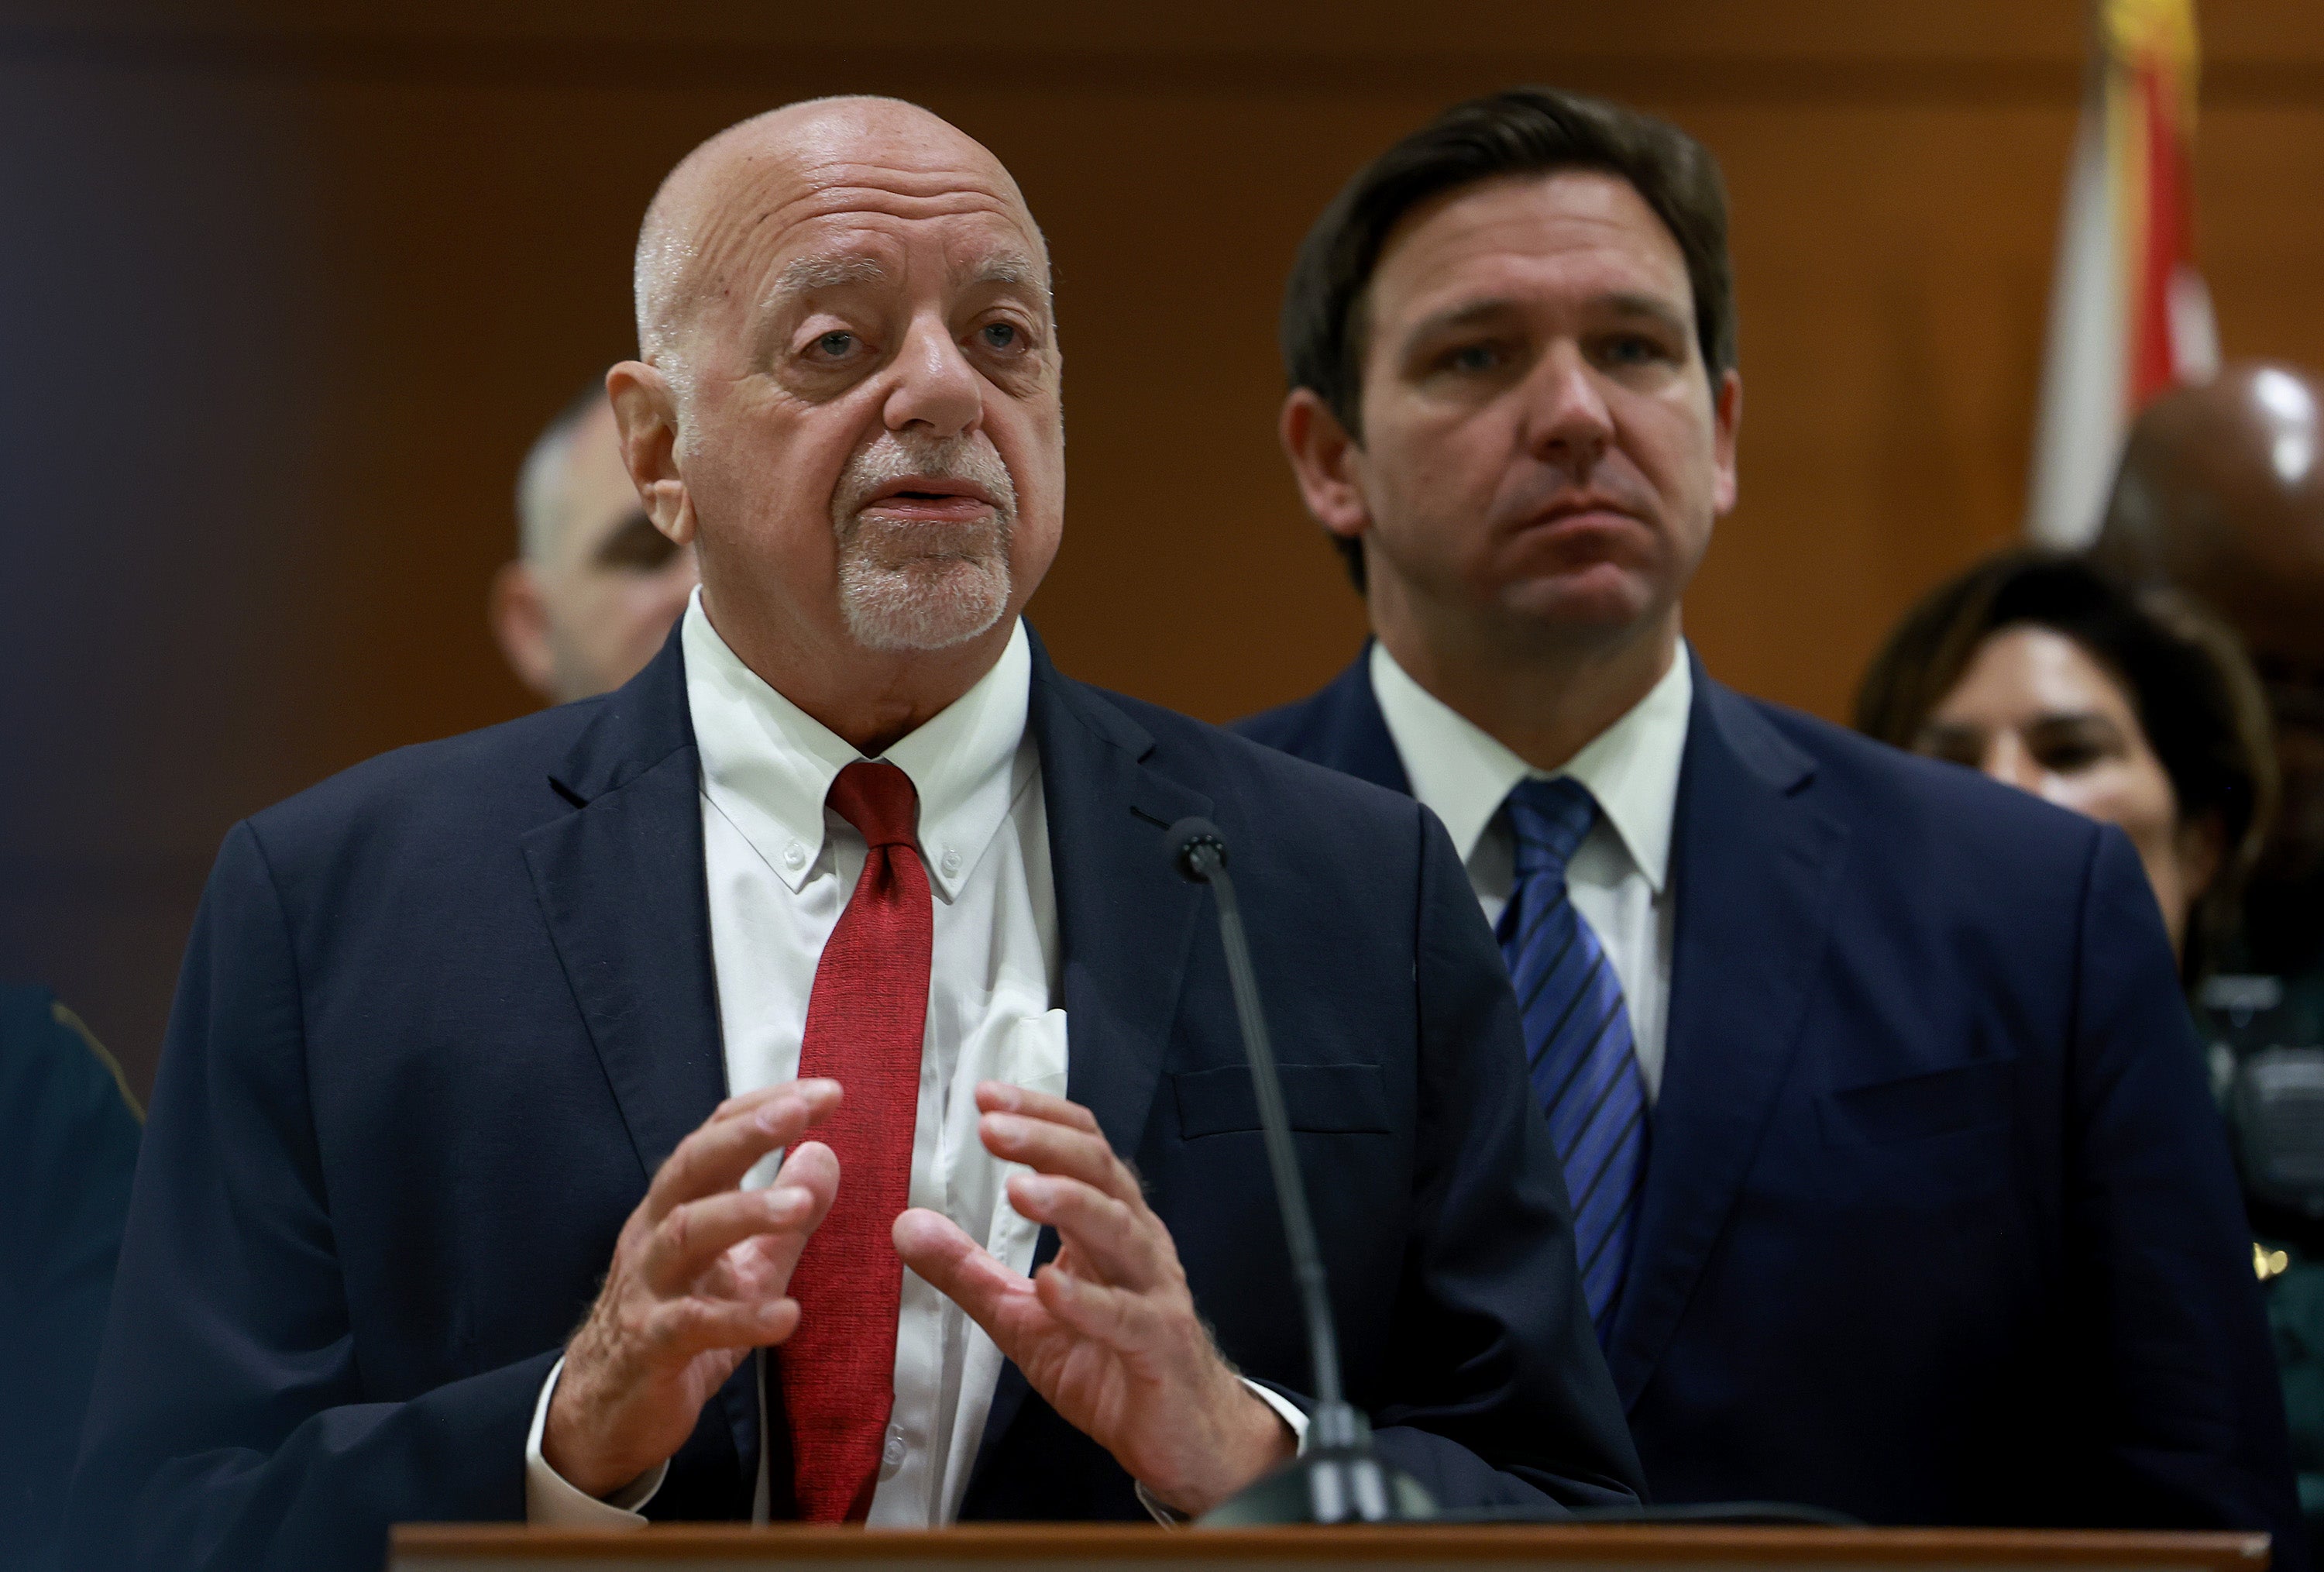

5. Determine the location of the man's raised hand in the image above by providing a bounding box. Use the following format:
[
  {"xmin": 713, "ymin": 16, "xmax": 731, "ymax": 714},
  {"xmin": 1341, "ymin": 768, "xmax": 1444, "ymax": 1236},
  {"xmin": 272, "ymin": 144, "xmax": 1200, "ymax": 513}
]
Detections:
[
  {"xmin": 544, "ymin": 1079, "xmax": 842, "ymax": 1498},
  {"xmin": 891, "ymin": 1082, "xmax": 1293, "ymax": 1517}
]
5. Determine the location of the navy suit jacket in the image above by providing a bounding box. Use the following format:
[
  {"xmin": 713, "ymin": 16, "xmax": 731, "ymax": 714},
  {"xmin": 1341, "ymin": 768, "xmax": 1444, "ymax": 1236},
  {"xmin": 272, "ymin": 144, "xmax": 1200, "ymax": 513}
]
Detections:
[
  {"xmin": 64, "ymin": 629, "xmax": 1642, "ymax": 1571},
  {"xmin": 1239, "ymin": 648, "xmax": 2304, "ymax": 1552}
]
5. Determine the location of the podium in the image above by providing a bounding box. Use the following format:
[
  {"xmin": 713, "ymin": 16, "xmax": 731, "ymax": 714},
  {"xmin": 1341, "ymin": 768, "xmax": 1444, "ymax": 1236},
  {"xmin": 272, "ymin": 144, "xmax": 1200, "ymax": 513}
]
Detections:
[{"xmin": 390, "ymin": 1524, "xmax": 2270, "ymax": 1572}]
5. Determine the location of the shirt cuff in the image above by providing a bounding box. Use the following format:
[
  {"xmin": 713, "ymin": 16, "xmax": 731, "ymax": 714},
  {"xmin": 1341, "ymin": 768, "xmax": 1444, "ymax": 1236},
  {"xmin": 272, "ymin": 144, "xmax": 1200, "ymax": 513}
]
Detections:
[
  {"xmin": 1243, "ymin": 1379, "xmax": 1311, "ymax": 1453},
  {"xmin": 523, "ymin": 1355, "xmax": 668, "ymax": 1526},
  {"xmin": 1135, "ymin": 1378, "xmax": 1310, "ymax": 1526}
]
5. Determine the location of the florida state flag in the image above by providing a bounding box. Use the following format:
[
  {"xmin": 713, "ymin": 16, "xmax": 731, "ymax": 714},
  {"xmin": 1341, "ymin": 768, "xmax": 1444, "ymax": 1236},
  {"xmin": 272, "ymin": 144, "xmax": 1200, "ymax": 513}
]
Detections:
[{"xmin": 2024, "ymin": 0, "xmax": 2219, "ymax": 547}]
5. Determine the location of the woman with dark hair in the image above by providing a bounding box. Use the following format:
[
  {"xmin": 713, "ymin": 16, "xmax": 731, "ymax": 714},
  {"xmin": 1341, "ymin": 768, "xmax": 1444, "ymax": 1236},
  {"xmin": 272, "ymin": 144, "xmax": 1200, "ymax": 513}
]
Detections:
[
  {"xmin": 1864, "ymin": 550, "xmax": 2324, "ymax": 1546},
  {"xmin": 1857, "ymin": 549, "xmax": 2276, "ymax": 989}
]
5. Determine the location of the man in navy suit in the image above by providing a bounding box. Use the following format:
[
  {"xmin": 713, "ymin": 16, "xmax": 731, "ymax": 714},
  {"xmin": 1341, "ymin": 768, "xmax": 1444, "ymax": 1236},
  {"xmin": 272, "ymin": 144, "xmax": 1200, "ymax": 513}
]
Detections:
[
  {"xmin": 63, "ymin": 98, "xmax": 1642, "ymax": 1570},
  {"xmin": 1239, "ymin": 87, "xmax": 2302, "ymax": 1547}
]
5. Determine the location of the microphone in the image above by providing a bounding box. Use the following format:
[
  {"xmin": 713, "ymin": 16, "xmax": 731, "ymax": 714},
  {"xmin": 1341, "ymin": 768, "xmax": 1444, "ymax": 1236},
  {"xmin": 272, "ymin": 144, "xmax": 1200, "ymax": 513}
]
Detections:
[{"xmin": 1164, "ymin": 817, "xmax": 1435, "ymax": 1526}]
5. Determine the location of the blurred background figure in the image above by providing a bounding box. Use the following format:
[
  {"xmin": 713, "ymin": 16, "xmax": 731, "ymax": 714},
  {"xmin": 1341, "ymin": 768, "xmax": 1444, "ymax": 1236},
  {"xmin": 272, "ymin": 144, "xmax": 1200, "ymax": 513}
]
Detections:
[
  {"xmin": 2085, "ymin": 362, "xmax": 2324, "ymax": 1539},
  {"xmin": 0, "ymin": 986, "xmax": 140, "ymax": 1572},
  {"xmin": 1855, "ymin": 550, "xmax": 2274, "ymax": 989},
  {"xmin": 488, "ymin": 377, "xmax": 698, "ymax": 704},
  {"xmin": 1856, "ymin": 542, "xmax": 2324, "ymax": 1546},
  {"xmin": 2092, "ymin": 363, "xmax": 2324, "ymax": 999}
]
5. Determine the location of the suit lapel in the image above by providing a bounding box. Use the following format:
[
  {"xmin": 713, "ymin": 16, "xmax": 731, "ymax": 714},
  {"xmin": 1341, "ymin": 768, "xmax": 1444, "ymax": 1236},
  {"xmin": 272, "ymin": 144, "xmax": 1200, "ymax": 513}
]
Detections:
[
  {"xmin": 968, "ymin": 629, "xmax": 1212, "ymax": 1488},
  {"xmin": 1040, "ymin": 671, "xmax": 1212, "ymax": 1158},
  {"xmin": 1602, "ymin": 662, "xmax": 1849, "ymax": 1409},
  {"xmin": 521, "ymin": 635, "xmax": 730, "ymax": 1184},
  {"xmin": 518, "ymin": 628, "xmax": 753, "ymax": 1501}
]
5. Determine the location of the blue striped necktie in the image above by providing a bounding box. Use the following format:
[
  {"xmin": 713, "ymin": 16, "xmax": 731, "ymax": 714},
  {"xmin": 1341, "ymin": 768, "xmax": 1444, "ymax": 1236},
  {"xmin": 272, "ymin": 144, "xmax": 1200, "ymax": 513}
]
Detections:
[{"xmin": 1500, "ymin": 776, "xmax": 1648, "ymax": 1343}]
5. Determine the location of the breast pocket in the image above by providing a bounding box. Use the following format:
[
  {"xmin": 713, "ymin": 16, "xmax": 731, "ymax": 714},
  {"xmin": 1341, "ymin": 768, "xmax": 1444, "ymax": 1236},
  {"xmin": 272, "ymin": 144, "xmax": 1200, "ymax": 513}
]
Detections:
[
  {"xmin": 1170, "ymin": 1063, "xmax": 1391, "ymax": 1139},
  {"xmin": 1817, "ymin": 1058, "xmax": 2016, "ymax": 1148}
]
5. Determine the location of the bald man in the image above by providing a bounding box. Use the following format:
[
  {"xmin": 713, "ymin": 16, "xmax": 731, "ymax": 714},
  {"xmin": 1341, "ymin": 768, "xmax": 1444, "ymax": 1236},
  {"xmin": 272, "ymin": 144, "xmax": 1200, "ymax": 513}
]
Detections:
[
  {"xmin": 2095, "ymin": 364, "xmax": 2324, "ymax": 1551},
  {"xmin": 63, "ymin": 100, "xmax": 1642, "ymax": 1570},
  {"xmin": 2096, "ymin": 363, "xmax": 2324, "ymax": 991},
  {"xmin": 490, "ymin": 378, "xmax": 700, "ymax": 704}
]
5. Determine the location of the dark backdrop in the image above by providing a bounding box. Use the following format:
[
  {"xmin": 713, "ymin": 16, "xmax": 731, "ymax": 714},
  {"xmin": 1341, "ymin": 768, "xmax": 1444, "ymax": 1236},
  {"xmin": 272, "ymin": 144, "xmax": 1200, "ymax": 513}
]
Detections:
[{"xmin": 5, "ymin": 2, "xmax": 2322, "ymax": 1096}]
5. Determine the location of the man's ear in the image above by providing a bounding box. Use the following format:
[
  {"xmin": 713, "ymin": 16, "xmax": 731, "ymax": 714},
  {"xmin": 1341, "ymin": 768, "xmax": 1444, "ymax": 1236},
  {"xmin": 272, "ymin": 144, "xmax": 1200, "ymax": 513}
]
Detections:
[
  {"xmin": 1280, "ymin": 388, "xmax": 1372, "ymax": 546},
  {"xmin": 1710, "ymin": 368, "xmax": 1743, "ymax": 518},
  {"xmin": 488, "ymin": 561, "xmax": 561, "ymax": 703},
  {"xmin": 607, "ymin": 360, "xmax": 695, "ymax": 546}
]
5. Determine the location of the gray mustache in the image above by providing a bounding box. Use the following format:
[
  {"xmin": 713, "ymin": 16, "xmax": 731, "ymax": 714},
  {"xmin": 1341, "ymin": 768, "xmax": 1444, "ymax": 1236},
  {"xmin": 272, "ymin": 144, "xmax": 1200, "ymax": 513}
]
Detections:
[{"xmin": 834, "ymin": 435, "xmax": 1018, "ymax": 520}]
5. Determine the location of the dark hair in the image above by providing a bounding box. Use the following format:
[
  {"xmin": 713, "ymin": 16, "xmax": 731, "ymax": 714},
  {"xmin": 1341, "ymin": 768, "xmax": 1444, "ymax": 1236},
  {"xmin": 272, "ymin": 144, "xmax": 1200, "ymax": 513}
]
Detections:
[
  {"xmin": 1281, "ymin": 86, "xmax": 1738, "ymax": 590},
  {"xmin": 1855, "ymin": 550, "xmax": 2276, "ymax": 989}
]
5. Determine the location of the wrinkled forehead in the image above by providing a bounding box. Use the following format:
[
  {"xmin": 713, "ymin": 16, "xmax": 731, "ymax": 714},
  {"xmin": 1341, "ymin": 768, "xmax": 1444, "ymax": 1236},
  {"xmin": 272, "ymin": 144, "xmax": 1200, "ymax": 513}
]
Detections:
[{"xmin": 681, "ymin": 141, "xmax": 1050, "ymax": 337}]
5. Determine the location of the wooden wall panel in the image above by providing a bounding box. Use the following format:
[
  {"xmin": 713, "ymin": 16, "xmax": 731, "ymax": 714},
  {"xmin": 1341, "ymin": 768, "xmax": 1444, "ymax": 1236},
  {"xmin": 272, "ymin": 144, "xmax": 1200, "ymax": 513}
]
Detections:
[{"xmin": 3, "ymin": 2, "xmax": 2319, "ymax": 1091}]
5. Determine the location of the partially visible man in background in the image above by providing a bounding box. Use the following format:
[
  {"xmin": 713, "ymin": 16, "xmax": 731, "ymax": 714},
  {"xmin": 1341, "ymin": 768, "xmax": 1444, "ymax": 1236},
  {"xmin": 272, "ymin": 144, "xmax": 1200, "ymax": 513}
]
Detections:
[
  {"xmin": 490, "ymin": 377, "xmax": 699, "ymax": 703},
  {"xmin": 2095, "ymin": 363, "xmax": 2324, "ymax": 1014},
  {"xmin": 2093, "ymin": 362, "xmax": 2324, "ymax": 1541}
]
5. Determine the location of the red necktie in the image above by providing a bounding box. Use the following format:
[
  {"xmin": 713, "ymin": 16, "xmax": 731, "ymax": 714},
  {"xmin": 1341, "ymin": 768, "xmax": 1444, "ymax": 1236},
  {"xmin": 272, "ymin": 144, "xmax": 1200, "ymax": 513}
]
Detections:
[{"xmin": 780, "ymin": 761, "xmax": 931, "ymax": 1522}]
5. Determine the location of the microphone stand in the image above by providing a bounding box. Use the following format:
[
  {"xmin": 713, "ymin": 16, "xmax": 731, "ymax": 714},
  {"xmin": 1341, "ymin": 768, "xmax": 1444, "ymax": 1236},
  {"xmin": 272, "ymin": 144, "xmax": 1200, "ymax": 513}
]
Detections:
[{"xmin": 1167, "ymin": 817, "xmax": 1435, "ymax": 1526}]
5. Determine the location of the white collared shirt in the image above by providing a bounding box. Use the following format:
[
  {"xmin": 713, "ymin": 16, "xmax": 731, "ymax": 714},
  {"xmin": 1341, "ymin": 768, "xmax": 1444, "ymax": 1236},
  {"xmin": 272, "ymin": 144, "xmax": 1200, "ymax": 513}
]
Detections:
[
  {"xmin": 1368, "ymin": 640, "xmax": 1692, "ymax": 1100},
  {"xmin": 527, "ymin": 596, "xmax": 1065, "ymax": 1529},
  {"xmin": 525, "ymin": 595, "xmax": 1302, "ymax": 1528}
]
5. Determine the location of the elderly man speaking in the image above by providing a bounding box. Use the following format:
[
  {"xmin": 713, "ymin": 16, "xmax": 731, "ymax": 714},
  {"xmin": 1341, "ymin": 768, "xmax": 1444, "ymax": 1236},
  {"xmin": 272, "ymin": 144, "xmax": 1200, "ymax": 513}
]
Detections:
[{"xmin": 64, "ymin": 100, "xmax": 1641, "ymax": 1569}]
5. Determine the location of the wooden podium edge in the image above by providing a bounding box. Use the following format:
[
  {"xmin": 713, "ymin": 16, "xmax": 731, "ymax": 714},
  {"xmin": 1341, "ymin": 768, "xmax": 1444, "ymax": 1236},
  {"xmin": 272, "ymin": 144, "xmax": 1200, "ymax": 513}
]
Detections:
[{"xmin": 391, "ymin": 1522, "xmax": 2271, "ymax": 1567}]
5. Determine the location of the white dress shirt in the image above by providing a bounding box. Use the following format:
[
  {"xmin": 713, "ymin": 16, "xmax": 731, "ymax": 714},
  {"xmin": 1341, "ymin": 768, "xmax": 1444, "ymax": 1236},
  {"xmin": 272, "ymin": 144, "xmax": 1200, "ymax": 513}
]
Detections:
[
  {"xmin": 527, "ymin": 594, "xmax": 1301, "ymax": 1528},
  {"xmin": 528, "ymin": 597, "xmax": 1063, "ymax": 1529},
  {"xmin": 1367, "ymin": 640, "xmax": 1692, "ymax": 1100}
]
